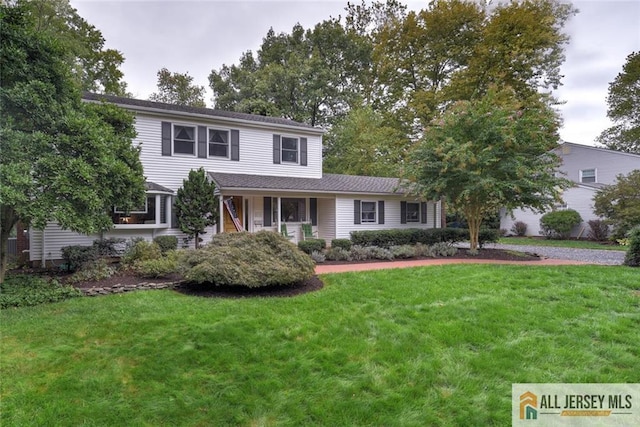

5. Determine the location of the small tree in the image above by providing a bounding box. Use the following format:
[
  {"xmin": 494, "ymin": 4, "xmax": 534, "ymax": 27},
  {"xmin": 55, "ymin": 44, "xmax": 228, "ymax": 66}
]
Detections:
[
  {"xmin": 405, "ymin": 88, "xmax": 571, "ymax": 252},
  {"xmin": 174, "ymin": 168, "xmax": 218, "ymax": 248},
  {"xmin": 593, "ymin": 170, "xmax": 640, "ymax": 239},
  {"xmin": 623, "ymin": 227, "xmax": 640, "ymax": 267}
]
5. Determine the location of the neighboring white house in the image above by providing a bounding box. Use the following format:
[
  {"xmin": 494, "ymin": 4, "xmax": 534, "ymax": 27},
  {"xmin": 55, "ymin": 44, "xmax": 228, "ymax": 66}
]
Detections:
[
  {"xmin": 500, "ymin": 142, "xmax": 640, "ymax": 237},
  {"xmin": 28, "ymin": 93, "xmax": 440, "ymax": 265}
]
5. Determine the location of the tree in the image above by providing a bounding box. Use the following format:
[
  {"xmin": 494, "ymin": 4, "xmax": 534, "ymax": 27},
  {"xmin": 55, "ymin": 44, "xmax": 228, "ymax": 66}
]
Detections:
[
  {"xmin": 0, "ymin": 3, "xmax": 145, "ymax": 282},
  {"xmin": 593, "ymin": 170, "xmax": 640, "ymax": 238},
  {"xmin": 323, "ymin": 105, "xmax": 409, "ymax": 177},
  {"xmin": 149, "ymin": 68, "xmax": 206, "ymax": 107},
  {"xmin": 405, "ymin": 88, "xmax": 571, "ymax": 252},
  {"xmin": 597, "ymin": 52, "xmax": 640, "ymax": 154},
  {"xmin": 19, "ymin": 0, "xmax": 129, "ymax": 95},
  {"xmin": 174, "ymin": 168, "xmax": 218, "ymax": 249}
]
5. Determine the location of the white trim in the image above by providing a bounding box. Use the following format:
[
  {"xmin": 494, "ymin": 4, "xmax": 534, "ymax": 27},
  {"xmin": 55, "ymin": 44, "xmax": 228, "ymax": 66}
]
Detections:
[
  {"xmin": 208, "ymin": 127, "xmax": 230, "ymax": 159},
  {"xmin": 360, "ymin": 200, "xmax": 377, "ymax": 223},
  {"xmin": 172, "ymin": 123, "xmax": 197, "ymax": 156},
  {"xmin": 406, "ymin": 201, "xmax": 420, "ymax": 223},
  {"xmin": 280, "ymin": 135, "xmax": 299, "ymax": 165},
  {"xmin": 579, "ymin": 168, "xmax": 597, "ymax": 184}
]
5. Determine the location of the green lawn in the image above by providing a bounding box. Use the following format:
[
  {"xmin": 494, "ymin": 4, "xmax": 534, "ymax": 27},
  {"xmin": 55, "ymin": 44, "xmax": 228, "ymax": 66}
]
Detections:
[
  {"xmin": 499, "ymin": 236, "xmax": 626, "ymax": 251},
  {"xmin": 2, "ymin": 265, "xmax": 639, "ymax": 426}
]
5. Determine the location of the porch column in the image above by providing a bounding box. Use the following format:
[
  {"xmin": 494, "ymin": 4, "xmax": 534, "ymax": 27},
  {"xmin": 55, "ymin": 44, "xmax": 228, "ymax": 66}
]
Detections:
[
  {"xmin": 276, "ymin": 196, "xmax": 282, "ymax": 234},
  {"xmin": 219, "ymin": 196, "xmax": 225, "ymax": 233}
]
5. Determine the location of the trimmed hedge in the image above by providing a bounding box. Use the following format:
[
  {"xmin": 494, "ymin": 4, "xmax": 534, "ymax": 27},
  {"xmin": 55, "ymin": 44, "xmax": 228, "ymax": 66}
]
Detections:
[
  {"xmin": 331, "ymin": 239, "xmax": 352, "ymax": 251},
  {"xmin": 298, "ymin": 239, "xmax": 326, "ymax": 255},
  {"xmin": 348, "ymin": 227, "xmax": 495, "ymax": 248},
  {"xmin": 540, "ymin": 209, "xmax": 582, "ymax": 239}
]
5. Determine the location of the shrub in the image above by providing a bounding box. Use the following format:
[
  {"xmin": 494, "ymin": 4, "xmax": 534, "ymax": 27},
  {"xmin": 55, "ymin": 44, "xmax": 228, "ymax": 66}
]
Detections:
[
  {"xmin": 154, "ymin": 236, "xmax": 178, "ymax": 254},
  {"xmin": 369, "ymin": 246, "xmax": 394, "ymax": 260},
  {"xmin": 349, "ymin": 245, "xmax": 372, "ymax": 261},
  {"xmin": 298, "ymin": 239, "xmax": 326, "ymax": 255},
  {"xmin": 60, "ymin": 245, "xmax": 98, "ymax": 272},
  {"xmin": 478, "ymin": 229, "xmax": 500, "ymax": 248},
  {"xmin": 1, "ymin": 275, "xmax": 82, "ymax": 308},
  {"xmin": 390, "ymin": 245, "xmax": 416, "ymax": 259},
  {"xmin": 350, "ymin": 228, "xmax": 467, "ymax": 248},
  {"xmin": 179, "ymin": 231, "xmax": 315, "ymax": 288},
  {"xmin": 432, "ymin": 242, "xmax": 458, "ymax": 257},
  {"xmin": 121, "ymin": 240, "xmax": 162, "ymax": 266},
  {"xmin": 623, "ymin": 227, "xmax": 640, "ymax": 267},
  {"xmin": 587, "ymin": 219, "xmax": 609, "ymax": 241},
  {"xmin": 310, "ymin": 250, "xmax": 326, "ymax": 264},
  {"xmin": 331, "ymin": 239, "xmax": 352, "ymax": 251},
  {"xmin": 540, "ymin": 209, "xmax": 582, "ymax": 239},
  {"xmin": 413, "ymin": 243, "xmax": 435, "ymax": 257},
  {"xmin": 511, "ymin": 221, "xmax": 528, "ymax": 237},
  {"xmin": 67, "ymin": 258, "xmax": 116, "ymax": 284},
  {"xmin": 92, "ymin": 238, "xmax": 126, "ymax": 257},
  {"xmin": 325, "ymin": 247, "xmax": 351, "ymax": 261},
  {"xmin": 133, "ymin": 251, "xmax": 180, "ymax": 278}
]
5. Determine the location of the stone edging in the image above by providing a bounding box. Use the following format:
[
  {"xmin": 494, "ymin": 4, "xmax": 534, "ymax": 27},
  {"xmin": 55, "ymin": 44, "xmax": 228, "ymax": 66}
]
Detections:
[{"xmin": 81, "ymin": 281, "xmax": 181, "ymax": 296}]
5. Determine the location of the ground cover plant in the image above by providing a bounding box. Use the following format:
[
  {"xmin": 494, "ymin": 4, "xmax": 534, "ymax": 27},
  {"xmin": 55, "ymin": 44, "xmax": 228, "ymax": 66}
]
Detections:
[
  {"xmin": 2, "ymin": 265, "xmax": 639, "ymax": 426},
  {"xmin": 499, "ymin": 236, "xmax": 626, "ymax": 251}
]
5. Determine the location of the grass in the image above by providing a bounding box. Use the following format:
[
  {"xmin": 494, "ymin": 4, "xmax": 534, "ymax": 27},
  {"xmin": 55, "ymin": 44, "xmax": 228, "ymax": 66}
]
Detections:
[
  {"xmin": 499, "ymin": 236, "xmax": 626, "ymax": 251},
  {"xmin": 2, "ymin": 265, "xmax": 639, "ymax": 426}
]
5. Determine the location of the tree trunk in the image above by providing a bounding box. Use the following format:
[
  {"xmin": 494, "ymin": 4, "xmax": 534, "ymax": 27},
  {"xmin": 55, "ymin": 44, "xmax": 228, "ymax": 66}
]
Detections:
[
  {"xmin": 194, "ymin": 232, "xmax": 200, "ymax": 249},
  {"xmin": 464, "ymin": 207, "xmax": 483, "ymax": 253},
  {"xmin": 0, "ymin": 207, "xmax": 19, "ymax": 283}
]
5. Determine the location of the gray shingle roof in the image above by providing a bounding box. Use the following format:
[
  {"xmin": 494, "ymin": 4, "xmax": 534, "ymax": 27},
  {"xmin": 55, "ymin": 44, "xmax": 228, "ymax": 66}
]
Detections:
[
  {"xmin": 83, "ymin": 92, "xmax": 321, "ymax": 132},
  {"xmin": 145, "ymin": 181, "xmax": 174, "ymax": 193},
  {"xmin": 208, "ymin": 172, "xmax": 406, "ymax": 195}
]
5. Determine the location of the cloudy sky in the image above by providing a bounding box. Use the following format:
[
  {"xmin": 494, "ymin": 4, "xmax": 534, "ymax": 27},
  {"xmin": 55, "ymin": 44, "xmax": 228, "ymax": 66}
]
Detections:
[{"xmin": 71, "ymin": 0, "xmax": 640, "ymax": 146}]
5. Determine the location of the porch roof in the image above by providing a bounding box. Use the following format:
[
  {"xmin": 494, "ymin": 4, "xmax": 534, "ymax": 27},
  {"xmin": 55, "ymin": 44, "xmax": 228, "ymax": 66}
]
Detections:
[
  {"xmin": 145, "ymin": 181, "xmax": 174, "ymax": 194},
  {"xmin": 208, "ymin": 172, "xmax": 406, "ymax": 195}
]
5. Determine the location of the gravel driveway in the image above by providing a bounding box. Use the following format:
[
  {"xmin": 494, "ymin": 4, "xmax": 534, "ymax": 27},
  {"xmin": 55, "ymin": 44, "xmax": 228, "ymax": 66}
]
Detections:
[{"xmin": 481, "ymin": 243, "xmax": 626, "ymax": 265}]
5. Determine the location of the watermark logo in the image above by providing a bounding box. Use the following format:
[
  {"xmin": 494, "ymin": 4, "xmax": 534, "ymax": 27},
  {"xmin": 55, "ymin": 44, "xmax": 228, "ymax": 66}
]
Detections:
[
  {"xmin": 512, "ymin": 383, "xmax": 640, "ymax": 426},
  {"xmin": 520, "ymin": 391, "xmax": 538, "ymax": 420}
]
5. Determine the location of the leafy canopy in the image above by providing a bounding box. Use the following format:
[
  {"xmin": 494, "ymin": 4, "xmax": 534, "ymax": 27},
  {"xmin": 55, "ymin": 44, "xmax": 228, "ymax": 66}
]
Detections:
[
  {"xmin": 149, "ymin": 68, "xmax": 206, "ymax": 107},
  {"xmin": 593, "ymin": 169, "xmax": 640, "ymax": 238},
  {"xmin": 174, "ymin": 168, "xmax": 218, "ymax": 248},
  {"xmin": 405, "ymin": 87, "xmax": 571, "ymax": 250}
]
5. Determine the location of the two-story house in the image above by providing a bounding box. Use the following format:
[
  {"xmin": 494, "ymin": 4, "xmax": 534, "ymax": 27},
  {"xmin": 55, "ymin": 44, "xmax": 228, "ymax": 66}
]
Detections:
[
  {"xmin": 28, "ymin": 93, "xmax": 441, "ymax": 266},
  {"xmin": 500, "ymin": 142, "xmax": 640, "ymax": 237}
]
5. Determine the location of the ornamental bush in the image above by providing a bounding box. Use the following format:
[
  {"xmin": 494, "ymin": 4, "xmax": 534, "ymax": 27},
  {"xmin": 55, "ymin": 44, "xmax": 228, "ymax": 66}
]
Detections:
[
  {"xmin": 121, "ymin": 240, "xmax": 162, "ymax": 266},
  {"xmin": 587, "ymin": 219, "xmax": 609, "ymax": 241},
  {"xmin": 511, "ymin": 221, "xmax": 528, "ymax": 237},
  {"xmin": 133, "ymin": 251, "xmax": 180, "ymax": 278},
  {"xmin": 0, "ymin": 275, "xmax": 82, "ymax": 308},
  {"xmin": 179, "ymin": 231, "xmax": 315, "ymax": 288},
  {"xmin": 623, "ymin": 227, "xmax": 640, "ymax": 267},
  {"xmin": 331, "ymin": 239, "xmax": 352, "ymax": 251},
  {"xmin": 297, "ymin": 239, "xmax": 326, "ymax": 255},
  {"xmin": 153, "ymin": 235, "xmax": 178, "ymax": 254},
  {"xmin": 350, "ymin": 228, "xmax": 467, "ymax": 248},
  {"xmin": 540, "ymin": 209, "xmax": 582, "ymax": 239}
]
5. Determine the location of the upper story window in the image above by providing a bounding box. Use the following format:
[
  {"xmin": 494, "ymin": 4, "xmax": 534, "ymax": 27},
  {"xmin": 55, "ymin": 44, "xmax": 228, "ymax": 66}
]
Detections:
[
  {"xmin": 209, "ymin": 129, "xmax": 229, "ymax": 158},
  {"xmin": 173, "ymin": 125, "xmax": 196, "ymax": 155},
  {"xmin": 580, "ymin": 168, "xmax": 596, "ymax": 183},
  {"xmin": 406, "ymin": 202, "xmax": 420, "ymax": 223},
  {"xmin": 361, "ymin": 201, "xmax": 377, "ymax": 223},
  {"xmin": 281, "ymin": 137, "xmax": 299, "ymax": 163}
]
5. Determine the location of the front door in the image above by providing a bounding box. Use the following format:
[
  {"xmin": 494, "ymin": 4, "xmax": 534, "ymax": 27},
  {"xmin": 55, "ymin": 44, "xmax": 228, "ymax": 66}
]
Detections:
[{"xmin": 223, "ymin": 196, "xmax": 243, "ymax": 233}]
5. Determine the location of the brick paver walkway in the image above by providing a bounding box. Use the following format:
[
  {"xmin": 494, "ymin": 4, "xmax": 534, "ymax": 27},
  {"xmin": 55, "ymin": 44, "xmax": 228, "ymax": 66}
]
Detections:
[{"xmin": 315, "ymin": 258, "xmax": 587, "ymax": 274}]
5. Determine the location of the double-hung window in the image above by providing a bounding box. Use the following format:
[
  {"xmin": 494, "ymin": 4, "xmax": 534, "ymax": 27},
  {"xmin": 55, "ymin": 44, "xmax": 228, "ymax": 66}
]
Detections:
[
  {"xmin": 580, "ymin": 169, "xmax": 596, "ymax": 183},
  {"xmin": 209, "ymin": 129, "xmax": 229, "ymax": 158},
  {"xmin": 406, "ymin": 202, "xmax": 420, "ymax": 223},
  {"xmin": 361, "ymin": 201, "xmax": 376, "ymax": 223},
  {"xmin": 281, "ymin": 137, "xmax": 298, "ymax": 163},
  {"xmin": 173, "ymin": 125, "xmax": 196, "ymax": 155}
]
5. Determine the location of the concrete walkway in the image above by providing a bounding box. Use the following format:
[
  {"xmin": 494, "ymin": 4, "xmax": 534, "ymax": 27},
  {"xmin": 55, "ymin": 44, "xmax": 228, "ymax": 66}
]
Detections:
[{"xmin": 315, "ymin": 257, "xmax": 588, "ymax": 274}]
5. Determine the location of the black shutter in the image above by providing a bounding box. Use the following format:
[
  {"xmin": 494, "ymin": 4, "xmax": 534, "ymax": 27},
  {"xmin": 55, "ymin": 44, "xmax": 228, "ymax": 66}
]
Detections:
[
  {"xmin": 263, "ymin": 197, "xmax": 272, "ymax": 226},
  {"xmin": 421, "ymin": 202, "xmax": 427, "ymax": 224},
  {"xmin": 354, "ymin": 200, "xmax": 361, "ymax": 224},
  {"xmin": 378, "ymin": 201, "xmax": 385, "ymax": 224},
  {"xmin": 400, "ymin": 201, "xmax": 407, "ymax": 224},
  {"xmin": 161, "ymin": 121, "xmax": 172, "ymax": 156},
  {"xmin": 300, "ymin": 137, "xmax": 307, "ymax": 166},
  {"xmin": 273, "ymin": 134, "xmax": 281, "ymax": 164},
  {"xmin": 310, "ymin": 198, "xmax": 317, "ymax": 226},
  {"xmin": 171, "ymin": 196, "xmax": 178, "ymax": 228},
  {"xmin": 231, "ymin": 129, "xmax": 240, "ymax": 161},
  {"xmin": 198, "ymin": 126, "xmax": 207, "ymax": 158}
]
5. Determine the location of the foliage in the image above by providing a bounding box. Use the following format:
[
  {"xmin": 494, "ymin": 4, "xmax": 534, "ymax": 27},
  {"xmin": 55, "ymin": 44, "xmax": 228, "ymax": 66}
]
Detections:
[
  {"xmin": 0, "ymin": 274, "xmax": 81, "ymax": 308},
  {"xmin": 149, "ymin": 68, "xmax": 206, "ymax": 107},
  {"xmin": 405, "ymin": 88, "xmax": 571, "ymax": 251},
  {"xmin": 310, "ymin": 250, "xmax": 326, "ymax": 264},
  {"xmin": 389, "ymin": 245, "xmax": 416, "ymax": 259},
  {"xmin": 477, "ymin": 229, "xmax": 500, "ymax": 248},
  {"xmin": 67, "ymin": 258, "xmax": 116, "ymax": 284},
  {"xmin": 121, "ymin": 240, "xmax": 162, "ymax": 266},
  {"xmin": 540, "ymin": 209, "xmax": 582, "ymax": 239},
  {"xmin": 623, "ymin": 227, "xmax": 640, "ymax": 267},
  {"xmin": 0, "ymin": 3, "xmax": 145, "ymax": 282},
  {"xmin": 349, "ymin": 245, "xmax": 394, "ymax": 261},
  {"xmin": 587, "ymin": 220, "xmax": 610, "ymax": 241},
  {"xmin": 431, "ymin": 242, "xmax": 458, "ymax": 257},
  {"xmin": 593, "ymin": 170, "xmax": 640, "ymax": 239},
  {"xmin": 413, "ymin": 243, "xmax": 436, "ymax": 257},
  {"xmin": 133, "ymin": 251, "xmax": 180, "ymax": 278},
  {"xmin": 597, "ymin": 52, "xmax": 640, "ymax": 154},
  {"xmin": 153, "ymin": 236, "xmax": 178, "ymax": 254},
  {"xmin": 61, "ymin": 245, "xmax": 98, "ymax": 272},
  {"xmin": 174, "ymin": 168, "xmax": 218, "ymax": 249},
  {"xmin": 297, "ymin": 239, "xmax": 326, "ymax": 255},
  {"xmin": 350, "ymin": 228, "xmax": 468, "ymax": 248},
  {"xmin": 511, "ymin": 221, "xmax": 528, "ymax": 237},
  {"xmin": 325, "ymin": 247, "xmax": 351, "ymax": 261},
  {"xmin": 179, "ymin": 231, "xmax": 315, "ymax": 288},
  {"xmin": 92, "ymin": 238, "xmax": 126, "ymax": 257},
  {"xmin": 331, "ymin": 239, "xmax": 352, "ymax": 251}
]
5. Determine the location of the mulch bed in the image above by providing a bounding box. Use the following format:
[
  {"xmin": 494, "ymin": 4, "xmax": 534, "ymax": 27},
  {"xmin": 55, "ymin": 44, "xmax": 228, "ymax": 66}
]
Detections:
[{"xmin": 16, "ymin": 248, "xmax": 539, "ymax": 299}]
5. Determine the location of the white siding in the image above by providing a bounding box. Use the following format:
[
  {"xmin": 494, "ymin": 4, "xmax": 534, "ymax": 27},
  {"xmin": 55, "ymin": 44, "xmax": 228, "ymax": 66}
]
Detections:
[
  {"xmin": 555, "ymin": 143, "xmax": 640, "ymax": 185},
  {"xmin": 335, "ymin": 196, "xmax": 439, "ymax": 239},
  {"xmin": 317, "ymin": 198, "xmax": 336, "ymax": 243}
]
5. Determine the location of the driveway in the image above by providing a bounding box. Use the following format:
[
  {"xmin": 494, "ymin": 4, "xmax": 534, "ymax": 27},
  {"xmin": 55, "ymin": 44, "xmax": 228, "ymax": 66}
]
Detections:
[{"xmin": 480, "ymin": 243, "xmax": 626, "ymax": 265}]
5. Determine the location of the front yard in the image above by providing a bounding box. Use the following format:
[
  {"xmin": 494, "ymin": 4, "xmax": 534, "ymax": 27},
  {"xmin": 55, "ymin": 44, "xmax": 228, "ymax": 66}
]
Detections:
[{"xmin": 2, "ymin": 265, "xmax": 639, "ymax": 426}]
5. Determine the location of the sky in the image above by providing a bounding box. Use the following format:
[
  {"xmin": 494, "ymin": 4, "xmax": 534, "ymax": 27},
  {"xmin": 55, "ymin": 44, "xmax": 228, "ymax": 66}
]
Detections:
[{"xmin": 71, "ymin": 0, "xmax": 640, "ymax": 146}]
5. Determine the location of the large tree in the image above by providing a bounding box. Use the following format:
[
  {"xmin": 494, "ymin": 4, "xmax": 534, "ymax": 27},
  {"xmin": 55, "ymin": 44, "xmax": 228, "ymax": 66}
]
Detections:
[
  {"xmin": 593, "ymin": 170, "xmax": 640, "ymax": 239},
  {"xmin": 174, "ymin": 168, "xmax": 218, "ymax": 249},
  {"xmin": 405, "ymin": 88, "xmax": 571, "ymax": 251},
  {"xmin": 0, "ymin": 4, "xmax": 145, "ymax": 281},
  {"xmin": 597, "ymin": 52, "xmax": 640, "ymax": 154},
  {"xmin": 149, "ymin": 68, "xmax": 206, "ymax": 107}
]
